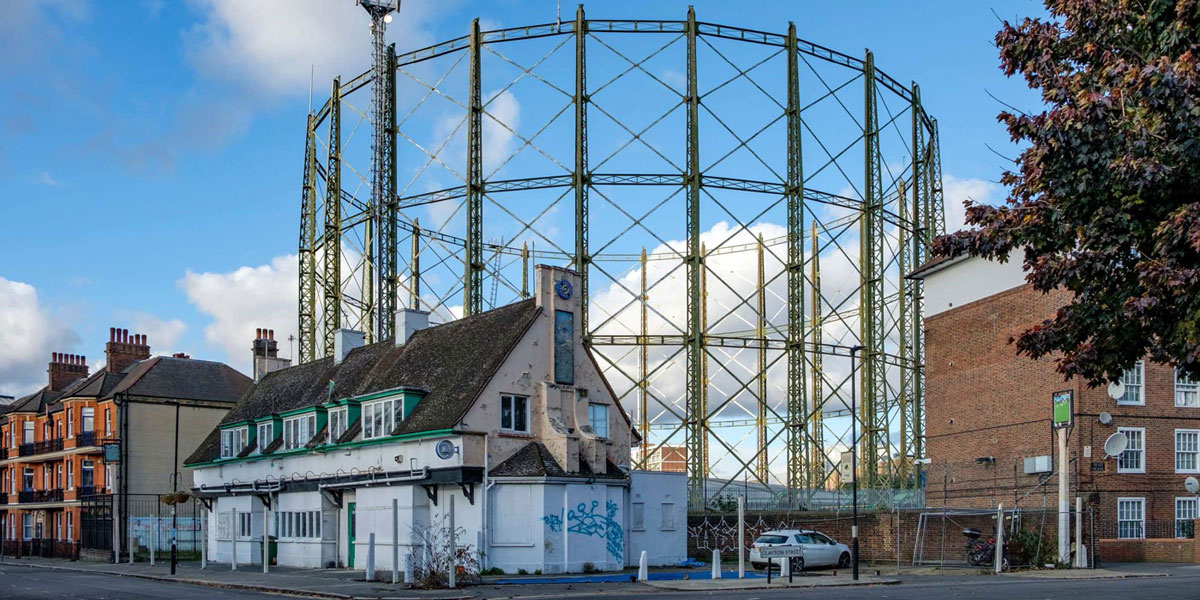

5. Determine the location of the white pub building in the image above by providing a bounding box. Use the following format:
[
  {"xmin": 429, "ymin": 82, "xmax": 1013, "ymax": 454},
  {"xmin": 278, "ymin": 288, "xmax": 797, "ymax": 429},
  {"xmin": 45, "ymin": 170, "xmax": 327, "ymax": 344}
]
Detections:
[{"xmin": 186, "ymin": 266, "xmax": 684, "ymax": 574}]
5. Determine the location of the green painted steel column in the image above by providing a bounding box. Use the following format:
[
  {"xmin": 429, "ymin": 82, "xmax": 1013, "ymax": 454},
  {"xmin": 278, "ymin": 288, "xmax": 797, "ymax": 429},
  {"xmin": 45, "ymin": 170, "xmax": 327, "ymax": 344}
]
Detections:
[
  {"xmin": 860, "ymin": 52, "xmax": 884, "ymax": 487},
  {"xmin": 574, "ymin": 6, "xmax": 590, "ymax": 339},
  {"xmin": 785, "ymin": 21, "xmax": 808, "ymax": 504},
  {"xmin": 464, "ymin": 18, "xmax": 483, "ymax": 316},
  {"xmin": 684, "ymin": 5, "xmax": 704, "ymax": 507},
  {"xmin": 410, "ymin": 218, "xmax": 421, "ymax": 310},
  {"xmin": 299, "ymin": 113, "xmax": 318, "ymax": 364},
  {"xmin": 380, "ymin": 43, "xmax": 399, "ymax": 340},
  {"xmin": 323, "ymin": 78, "xmax": 343, "ymax": 357},
  {"xmin": 929, "ymin": 118, "xmax": 946, "ymax": 237}
]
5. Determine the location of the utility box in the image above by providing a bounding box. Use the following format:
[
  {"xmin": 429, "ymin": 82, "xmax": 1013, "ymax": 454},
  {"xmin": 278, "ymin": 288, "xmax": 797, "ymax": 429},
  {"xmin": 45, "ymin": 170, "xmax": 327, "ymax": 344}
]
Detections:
[{"xmin": 1023, "ymin": 455, "xmax": 1052, "ymax": 474}]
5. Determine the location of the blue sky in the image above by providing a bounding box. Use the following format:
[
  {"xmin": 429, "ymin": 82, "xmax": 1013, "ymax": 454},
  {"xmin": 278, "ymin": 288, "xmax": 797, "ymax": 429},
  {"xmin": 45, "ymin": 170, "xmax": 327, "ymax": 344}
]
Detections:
[{"xmin": 0, "ymin": 0, "xmax": 1047, "ymax": 395}]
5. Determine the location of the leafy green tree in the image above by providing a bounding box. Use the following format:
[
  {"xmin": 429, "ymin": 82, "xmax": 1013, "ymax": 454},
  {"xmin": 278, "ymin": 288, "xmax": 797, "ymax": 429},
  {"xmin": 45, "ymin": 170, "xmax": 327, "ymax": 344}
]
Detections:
[{"xmin": 934, "ymin": 0, "xmax": 1200, "ymax": 383}]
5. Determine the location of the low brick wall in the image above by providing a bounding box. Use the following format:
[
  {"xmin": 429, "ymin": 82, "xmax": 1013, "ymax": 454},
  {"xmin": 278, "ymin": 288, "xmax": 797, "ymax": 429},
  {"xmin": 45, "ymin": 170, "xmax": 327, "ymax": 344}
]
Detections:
[{"xmin": 1097, "ymin": 538, "xmax": 1196, "ymax": 563}]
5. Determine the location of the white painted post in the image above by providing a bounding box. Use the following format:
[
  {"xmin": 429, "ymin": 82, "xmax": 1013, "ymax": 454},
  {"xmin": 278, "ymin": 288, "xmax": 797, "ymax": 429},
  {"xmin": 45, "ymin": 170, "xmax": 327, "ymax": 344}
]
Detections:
[
  {"xmin": 392, "ymin": 498, "xmax": 399, "ymax": 584},
  {"xmin": 780, "ymin": 552, "xmax": 791, "ymax": 578},
  {"xmin": 448, "ymin": 494, "xmax": 456, "ymax": 589},
  {"xmin": 366, "ymin": 532, "xmax": 376, "ymax": 581},
  {"xmin": 111, "ymin": 469, "xmax": 119, "ymax": 564},
  {"xmin": 404, "ymin": 552, "xmax": 414, "ymax": 584},
  {"xmin": 231, "ymin": 508, "xmax": 238, "ymax": 571},
  {"xmin": 638, "ymin": 550, "xmax": 648, "ymax": 581},
  {"xmin": 737, "ymin": 495, "xmax": 745, "ymax": 579},
  {"xmin": 200, "ymin": 511, "xmax": 207, "ymax": 570},
  {"xmin": 995, "ymin": 504, "xmax": 1004, "ymax": 574},
  {"xmin": 262, "ymin": 505, "xmax": 269, "ymax": 574},
  {"xmin": 711, "ymin": 549, "xmax": 721, "ymax": 579},
  {"xmin": 1075, "ymin": 496, "xmax": 1083, "ymax": 568},
  {"xmin": 150, "ymin": 518, "xmax": 156, "ymax": 566},
  {"xmin": 1057, "ymin": 427, "xmax": 1070, "ymax": 564},
  {"xmin": 128, "ymin": 519, "xmax": 135, "ymax": 565}
]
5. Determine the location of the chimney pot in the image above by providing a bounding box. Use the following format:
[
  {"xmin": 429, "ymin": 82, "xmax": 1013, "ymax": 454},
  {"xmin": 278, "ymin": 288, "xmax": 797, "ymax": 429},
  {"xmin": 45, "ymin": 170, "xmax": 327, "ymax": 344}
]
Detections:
[
  {"xmin": 269, "ymin": 329, "xmax": 274, "ymax": 340},
  {"xmin": 256, "ymin": 328, "xmax": 262, "ymax": 339},
  {"xmin": 81, "ymin": 355, "xmax": 86, "ymax": 366},
  {"xmin": 109, "ymin": 327, "xmax": 115, "ymax": 342}
]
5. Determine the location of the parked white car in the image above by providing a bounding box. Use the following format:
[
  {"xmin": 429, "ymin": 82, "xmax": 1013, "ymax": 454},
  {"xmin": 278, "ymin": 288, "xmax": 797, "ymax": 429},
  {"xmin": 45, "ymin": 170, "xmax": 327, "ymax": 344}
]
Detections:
[{"xmin": 749, "ymin": 529, "xmax": 852, "ymax": 571}]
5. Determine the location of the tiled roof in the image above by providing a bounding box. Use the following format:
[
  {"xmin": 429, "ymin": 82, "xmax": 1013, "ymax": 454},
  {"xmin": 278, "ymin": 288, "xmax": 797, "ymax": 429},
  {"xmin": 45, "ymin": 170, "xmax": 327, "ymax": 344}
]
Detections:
[
  {"xmin": 105, "ymin": 356, "xmax": 251, "ymax": 403},
  {"xmin": 185, "ymin": 298, "xmax": 541, "ymax": 465},
  {"xmin": 489, "ymin": 442, "xmax": 568, "ymax": 477}
]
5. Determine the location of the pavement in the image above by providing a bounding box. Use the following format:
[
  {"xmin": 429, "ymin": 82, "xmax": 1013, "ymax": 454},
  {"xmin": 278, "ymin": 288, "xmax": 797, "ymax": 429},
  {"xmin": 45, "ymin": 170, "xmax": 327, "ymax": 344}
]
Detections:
[{"xmin": 0, "ymin": 556, "xmax": 1186, "ymax": 599}]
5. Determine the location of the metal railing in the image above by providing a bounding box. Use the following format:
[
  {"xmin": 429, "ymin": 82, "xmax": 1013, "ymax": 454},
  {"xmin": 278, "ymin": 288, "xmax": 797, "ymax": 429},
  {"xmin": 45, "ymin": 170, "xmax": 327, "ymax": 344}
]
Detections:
[
  {"xmin": 76, "ymin": 431, "xmax": 97, "ymax": 447},
  {"xmin": 18, "ymin": 439, "xmax": 64, "ymax": 456},
  {"xmin": 17, "ymin": 489, "xmax": 63, "ymax": 503}
]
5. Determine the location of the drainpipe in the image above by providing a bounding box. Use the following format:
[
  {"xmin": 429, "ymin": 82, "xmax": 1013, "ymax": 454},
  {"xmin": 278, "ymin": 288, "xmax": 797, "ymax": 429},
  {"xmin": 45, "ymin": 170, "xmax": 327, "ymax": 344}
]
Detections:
[{"xmin": 481, "ymin": 435, "xmax": 491, "ymax": 571}]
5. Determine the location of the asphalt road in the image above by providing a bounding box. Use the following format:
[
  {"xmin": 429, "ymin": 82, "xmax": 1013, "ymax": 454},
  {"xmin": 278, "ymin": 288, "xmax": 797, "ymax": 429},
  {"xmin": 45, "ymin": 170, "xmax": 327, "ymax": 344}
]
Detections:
[
  {"xmin": 2, "ymin": 562, "xmax": 1198, "ymax": 600},
  {"xmin": 0, "ymin": 563, "xmax": 284, "ymax": 600}
]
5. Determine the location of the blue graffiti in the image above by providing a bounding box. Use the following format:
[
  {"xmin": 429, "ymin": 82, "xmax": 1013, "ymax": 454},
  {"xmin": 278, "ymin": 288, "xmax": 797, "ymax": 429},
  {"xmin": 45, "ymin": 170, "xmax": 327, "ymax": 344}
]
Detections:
[{"xmin": 543, "ymin": 500, "xmax": 623, "ymax": 561}]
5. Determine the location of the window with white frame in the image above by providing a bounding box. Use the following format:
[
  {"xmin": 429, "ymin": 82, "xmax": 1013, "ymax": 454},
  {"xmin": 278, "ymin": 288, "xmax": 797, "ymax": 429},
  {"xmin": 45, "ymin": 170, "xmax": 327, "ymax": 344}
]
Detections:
[
  {"xmin": 283, "ymin": 414, "xmax": 317, "ymax": 450},
  {"xmin": 1177, "ymin": 369, "xmax": 1200, "ymax": 407},
  {"xmin": 1118, "ymin": 497, "xmax": 1145, "ymax": 539},
  {"xmin": 81, "ymin": 407, "xmax": 94, "ymax": 433},
  {"xmin": 1117, "ymin": 427, "xmax": 1145, "ymax": 473},
  {"xmin": 256, "ymin": 421, "xmax": 273, "ymax": 454},
  {"xmin": 363, "ymin": 398, "xmax": 402, "ymax": 439},
  {"xmin": 22, "ymin": 467, "xmax": 32, "ymax": 491},
  {"xmin": 66, "ymin": 461, "xmax": 73, "ymax": 489},
  {"xmin": 276, "ymin": 510, "xmax": 322, "ymax": 539},
  {"xmin": 238, "ymin": 512, "xmax": 252, "ymax": 538},
  {"xmin": 328, "ymin": 408, "xmax": 347, "ymax": 444},
  {"xmin": 220, "ymin": 427, "xmax": 247, "ymax": 459},
  {"xmin": 104, "ymin": 407, "xmax": 112, "ymax": 436},
  {"xmin": 1119, "ymin": 362, "xmax": 1145, "ymax": 405},
  {"xmin": 22, "ymin": 514, "xmax": 32, "ymax": 540},
  {"xmin": 22, "ymin": 421, "xmax": 32, "ymax": 444},
  {"xmin": 500, "ymin": 394, "xmax": 529, "ymax": 433},
  {"xmin": 1176, "ymin": 497, "xmax": 1197, "ymax": 538},
  {"xmin": 588, "ymin": 403, "xmax": 609, "ymax": 438},
  {"xmin": 81, "ymin": 460, "xmax": 93, "ymax": 488},
  {"xmin": 1177, "ymin": 429, "xmax": 1200, "ymax": 473}
]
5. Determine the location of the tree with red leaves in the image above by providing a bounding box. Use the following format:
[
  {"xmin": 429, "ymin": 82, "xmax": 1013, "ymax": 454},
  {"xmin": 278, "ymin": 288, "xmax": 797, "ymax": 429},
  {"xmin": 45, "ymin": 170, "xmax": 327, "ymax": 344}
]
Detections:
[{"xmin": 935, "ymin": 0, "xmax": 1200, "ymax": 384}]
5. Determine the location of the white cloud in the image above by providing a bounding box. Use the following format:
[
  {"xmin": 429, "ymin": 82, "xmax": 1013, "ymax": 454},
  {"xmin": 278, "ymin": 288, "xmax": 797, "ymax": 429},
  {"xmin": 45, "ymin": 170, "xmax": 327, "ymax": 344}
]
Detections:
[
  {"xmin": 184, "ymin": 0, "xmax": 437, "ymax": 100},
  {"xmin": 942, "ymin": 174, "xmax": 1000, "ymax": 232},
  {"xmin": 179, "ymin": 254, "xmax": 298, "ymax": 373},
  {"xmin": 38, "ymin": 170, "xmax": 64, "ymax": 188},
  {"xmin": 0, "ymin": 277, "xmax": 79, "ymax": 395},
  {"xmin": 126, "ymin": 312, "xmax": 187, "ymax": 354}
]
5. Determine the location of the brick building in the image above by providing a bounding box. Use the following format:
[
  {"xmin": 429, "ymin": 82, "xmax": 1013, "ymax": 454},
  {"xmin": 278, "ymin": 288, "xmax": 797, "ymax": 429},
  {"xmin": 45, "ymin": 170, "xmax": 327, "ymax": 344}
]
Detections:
[
  {"xmin": 0, "ymin": 329, "xmax": 250, "ymax": 559},
  {"xmin": 913, "ymin": 255, "xmax": 1200, "ymax": 556}
]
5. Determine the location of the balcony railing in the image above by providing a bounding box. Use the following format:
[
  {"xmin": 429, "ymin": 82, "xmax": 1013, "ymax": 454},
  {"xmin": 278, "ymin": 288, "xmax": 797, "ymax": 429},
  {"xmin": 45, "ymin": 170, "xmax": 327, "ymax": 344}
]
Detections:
[
  {"xmin": 18, "ymin": 438, "xmax": 64, "ymax": 457},
  {"xmin": 76, "ymin": 431, "xmax": 97, "ymax": 447},
  {"xmin": 76, "ymin": 485, "xmax": 98, "ymax": 497},
  {"xmin": 0, "ymin": 493, "xmax": 7, "ymax": 505},
  {"xmin": 0, "ymin": 447, "xmax": 7, "ymax": 460},
  {"xmin": 18, "ymin": 488, "xmax": 63, "ymax": 503}
]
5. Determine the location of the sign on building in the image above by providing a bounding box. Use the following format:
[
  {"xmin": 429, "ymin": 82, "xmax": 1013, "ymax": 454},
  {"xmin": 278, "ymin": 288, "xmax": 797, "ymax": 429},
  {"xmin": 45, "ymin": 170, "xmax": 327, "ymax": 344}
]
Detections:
[{"xmin": 1052, "ymin": 389, "xmax": 1073, "ymax": 428}]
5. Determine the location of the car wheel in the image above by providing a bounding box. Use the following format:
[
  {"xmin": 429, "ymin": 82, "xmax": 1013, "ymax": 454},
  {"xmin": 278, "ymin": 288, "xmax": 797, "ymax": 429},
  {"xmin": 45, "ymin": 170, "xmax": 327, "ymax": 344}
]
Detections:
[
  {"xmin": 838, "ymin": 552, "xmax": 851, "ymax": 568},
  {"xmin": 792, "ymin": 557, "xmax": 805, "ymax": 573}
]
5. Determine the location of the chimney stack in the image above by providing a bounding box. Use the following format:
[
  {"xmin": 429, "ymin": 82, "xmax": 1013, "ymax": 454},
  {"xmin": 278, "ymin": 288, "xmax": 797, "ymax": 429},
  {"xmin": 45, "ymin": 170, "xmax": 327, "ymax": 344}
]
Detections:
[
  {"xmin": 105, "ymin": 327, "xmax": 151, "ymax": 373},
  {"xmin": 252, "ymin": 327, "xmax": 291, "ymax": 381},
  {"xmin": 48, "ymin": 352, "xmax": 89, "ymax": 391}
]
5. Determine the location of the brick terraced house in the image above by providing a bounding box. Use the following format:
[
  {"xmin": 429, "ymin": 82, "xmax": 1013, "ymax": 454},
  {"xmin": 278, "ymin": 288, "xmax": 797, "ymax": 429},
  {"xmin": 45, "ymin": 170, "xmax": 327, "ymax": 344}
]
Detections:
[
  {"xmin": 0, "ymin": 330, "xmax": 250, "ymax": 559},
  {"xmin": 913, "ymin": 255, "xmax": 1200, "ymax": 562},
  {"xmin": 185, "ymin": 266, "xmax": 687, "ymax": 574}
]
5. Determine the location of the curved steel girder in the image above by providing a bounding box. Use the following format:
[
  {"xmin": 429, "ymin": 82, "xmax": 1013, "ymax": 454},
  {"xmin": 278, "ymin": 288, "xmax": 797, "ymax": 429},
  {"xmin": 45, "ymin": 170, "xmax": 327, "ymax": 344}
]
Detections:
[
  {"xmin": 314, "ymin": 18, "xmax": 930, "ymax": 130},
  {"xmin": 391, "ymin": 173, "xmax": 918, "ymax": 233},
  {"xmin": 589, "ymin": 334, "xmax": 918, "ymax": 371}
]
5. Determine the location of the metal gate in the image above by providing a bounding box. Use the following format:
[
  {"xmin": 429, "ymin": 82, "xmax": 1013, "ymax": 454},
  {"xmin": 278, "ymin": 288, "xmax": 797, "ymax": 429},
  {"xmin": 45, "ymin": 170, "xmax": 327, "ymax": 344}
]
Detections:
[{"xmin": 80, "ymin": 494, "xmax": 113, "ymax": 551}]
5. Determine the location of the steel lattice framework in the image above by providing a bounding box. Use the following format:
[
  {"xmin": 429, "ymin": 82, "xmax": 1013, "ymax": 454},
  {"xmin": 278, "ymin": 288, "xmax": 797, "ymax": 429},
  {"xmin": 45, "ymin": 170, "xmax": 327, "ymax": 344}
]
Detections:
[{"xmin": 297, "ymin": 7, "xmax": 945, "ymax": 509}]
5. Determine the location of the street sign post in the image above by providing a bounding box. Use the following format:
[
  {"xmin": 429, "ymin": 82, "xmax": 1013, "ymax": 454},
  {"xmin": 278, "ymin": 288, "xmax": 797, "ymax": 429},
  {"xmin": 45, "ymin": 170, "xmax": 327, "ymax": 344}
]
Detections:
[{"xmin": 759, "ymin": 546, "xmax": 804, "ymax": 584}]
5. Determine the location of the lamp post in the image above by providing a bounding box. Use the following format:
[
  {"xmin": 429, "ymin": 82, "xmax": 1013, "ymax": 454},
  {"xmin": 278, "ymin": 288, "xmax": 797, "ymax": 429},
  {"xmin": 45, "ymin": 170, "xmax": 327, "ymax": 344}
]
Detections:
[{"xmin": 849, "ymin": 344, "xmax": 864, "ymax": 581}]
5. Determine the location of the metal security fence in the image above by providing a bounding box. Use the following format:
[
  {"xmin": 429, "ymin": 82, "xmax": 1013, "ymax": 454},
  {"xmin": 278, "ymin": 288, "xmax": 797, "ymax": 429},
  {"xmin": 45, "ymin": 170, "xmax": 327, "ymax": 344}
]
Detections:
[{"xmin": 80, "ymin": 493, "xmax": 204, "ymax": 561}]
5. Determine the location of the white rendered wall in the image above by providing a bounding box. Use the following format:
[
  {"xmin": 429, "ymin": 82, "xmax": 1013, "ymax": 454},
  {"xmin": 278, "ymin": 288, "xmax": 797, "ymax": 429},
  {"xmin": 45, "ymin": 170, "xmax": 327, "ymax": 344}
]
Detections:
[
  {"xmin": 923, "ymin": 256, "xmax": 1028, "ymax": 318},
  {"xmin": 628, "ymin": 471, "xmax": 686, "ymax": 566}
]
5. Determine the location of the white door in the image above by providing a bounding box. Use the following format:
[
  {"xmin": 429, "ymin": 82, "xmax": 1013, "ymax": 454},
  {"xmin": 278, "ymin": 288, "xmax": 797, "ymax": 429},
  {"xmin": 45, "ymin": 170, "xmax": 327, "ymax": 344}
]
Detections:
[
  {"xmin": 794, "ymin": 533, "xmax": 826, "ymax": 566},
  {"xmin": 812, "ymin": 532, "xmax": 841, "ymax": 565}
]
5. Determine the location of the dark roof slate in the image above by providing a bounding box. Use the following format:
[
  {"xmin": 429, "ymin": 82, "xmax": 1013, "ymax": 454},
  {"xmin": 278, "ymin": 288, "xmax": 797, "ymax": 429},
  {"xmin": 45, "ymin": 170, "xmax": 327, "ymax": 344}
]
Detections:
[
  {"xmin": 489, "ymin": 442, "xmax": 567, "ymax": 477},
  {"xmin": 186, "ymin": 298, "xmax": 541, "ymax": 465},
  {"xmin": 106, "ymin": 357, "xmax": 251, "ymax": 403},
  {"xmin": 4, "ymin": 387, "xmax": 63, "ymax": 416}
]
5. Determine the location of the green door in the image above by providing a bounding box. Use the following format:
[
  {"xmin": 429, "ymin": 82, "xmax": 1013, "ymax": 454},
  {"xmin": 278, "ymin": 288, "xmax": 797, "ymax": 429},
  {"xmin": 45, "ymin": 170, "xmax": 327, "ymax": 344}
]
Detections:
[{"xmin": 347, "ymin": 502, "xmax": 356, "ymax": 568}]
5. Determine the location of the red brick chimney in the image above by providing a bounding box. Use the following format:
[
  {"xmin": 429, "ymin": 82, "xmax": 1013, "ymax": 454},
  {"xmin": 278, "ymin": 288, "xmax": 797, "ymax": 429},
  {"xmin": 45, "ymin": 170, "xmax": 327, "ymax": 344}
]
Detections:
[
  {"xmin": 48, "ymin": 352, "xmax": 88, "ymax": 392},
  {"xmin": 105, "ymin": 327, "xmax": 151, "ymax": 373}
]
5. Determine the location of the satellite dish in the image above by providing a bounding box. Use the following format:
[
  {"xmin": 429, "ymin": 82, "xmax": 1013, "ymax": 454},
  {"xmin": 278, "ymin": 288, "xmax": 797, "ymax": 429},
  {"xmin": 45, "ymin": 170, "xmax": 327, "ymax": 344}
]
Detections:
[
  {"xmin": 1098, "ymin": 412, "xmax": 1113, "ymax": 425},
  {"xmin": 1104, "ymin": 432, "xmax": 1129, "ymax": 458},
  {"xmin": 1186, "ymin": 477, "xmax": 1200, "ymax": 495},
  {"xmin": 1107, "ymin": 381, "xmax": 1126, "ymax": 400}
]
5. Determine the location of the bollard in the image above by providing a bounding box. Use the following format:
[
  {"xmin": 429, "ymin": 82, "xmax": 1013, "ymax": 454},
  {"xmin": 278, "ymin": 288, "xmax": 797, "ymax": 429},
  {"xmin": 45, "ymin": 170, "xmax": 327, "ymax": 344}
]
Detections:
[
  {"xmin": 366, "ymin": 532, "xmax": 376, "ymax": 582},
  {"xmin": 638, "ymin": 550, "xmax": 648, "ymax": 581},
  {"xmin": 128, "ymin": 521, "xmax": 135, "ymax": 565},
  {"xmin": 994, "ymin": 504, "xmax": 1004, "ymax": 574},
  {"xmin": 737, "ymin": 495, "xmax": 745, "ymax": 579},
  {"xmin": 1075, "ymin": 496, "xmax": 1084, "ymax": 568},
  {"xmin": 392, "ymin": 498, "xmax": 399, "ymax": 584},
  {"xmin": 150, "ymin": 520, "xmax": 156, "ymax": 567},
  {"xmin": 262, "ymin": 505, "xmax": 269, "ymax": 574},
  {"xmin": 200, "ymin": 513, "xmax": 207, "ymax": 570},
  {"xmin": 231, "ymin": 508, "xmax": 238, "ymax": 571},
  {"xmin": 711, "ymin": 549, "xmax": 721, "ymax": 579},
  {"xmin": 404, "ymin": 552, "xmax": 414, "ymax": 584}
]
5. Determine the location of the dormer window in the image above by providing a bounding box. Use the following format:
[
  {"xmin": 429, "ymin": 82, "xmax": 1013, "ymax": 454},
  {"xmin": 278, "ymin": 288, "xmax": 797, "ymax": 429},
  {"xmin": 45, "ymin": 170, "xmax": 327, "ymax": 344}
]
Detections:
[
  {"xmin": 283, "ymin": 414, "xmax": 316, "ymax": 450},
  {"xmin": 220, "ymin": 427, "xmax": 247, "ymax": 459},
  {"xmin": 328, "ymin": 407, "xmax": 348, "ymax": 443},
  {"xmin": 363, "ymin": 398, "xmax": 402, "ymax": 440},
  {"xmin": 256, "ymin": 421, "xmax": 274, "ymax": 454}
]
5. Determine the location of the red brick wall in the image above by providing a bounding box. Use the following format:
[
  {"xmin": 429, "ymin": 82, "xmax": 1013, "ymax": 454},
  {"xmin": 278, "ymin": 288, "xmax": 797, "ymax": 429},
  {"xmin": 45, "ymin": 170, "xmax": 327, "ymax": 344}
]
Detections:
[
  {"xmin": 924, "ymin": 280, "xmax": 1200, "ymax": 549},
  {"xmin": 1097, "ymin": 538, "xmax": 1195, "ymax": 563}
]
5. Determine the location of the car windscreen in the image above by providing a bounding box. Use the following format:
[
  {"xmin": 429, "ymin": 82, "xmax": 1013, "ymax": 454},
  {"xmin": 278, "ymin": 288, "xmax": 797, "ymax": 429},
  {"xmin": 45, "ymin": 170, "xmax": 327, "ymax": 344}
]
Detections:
[{"xmin": 754, "ymin": 535, "xmax": 788, "ymax": 544}]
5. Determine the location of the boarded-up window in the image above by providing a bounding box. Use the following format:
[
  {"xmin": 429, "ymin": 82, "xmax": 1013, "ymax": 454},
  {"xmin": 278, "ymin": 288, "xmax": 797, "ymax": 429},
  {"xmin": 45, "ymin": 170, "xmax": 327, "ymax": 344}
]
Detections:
[
  {"xmin": 661, "ymin": 502, "xmax": 675, "ymax": 531},
  {"xmin": 554, "ymin": 310, "xmax": 574, "ymax": 385},
  {"xmin": 631, "ymin": 502, "xmax": 645, "ymax": 531}
]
